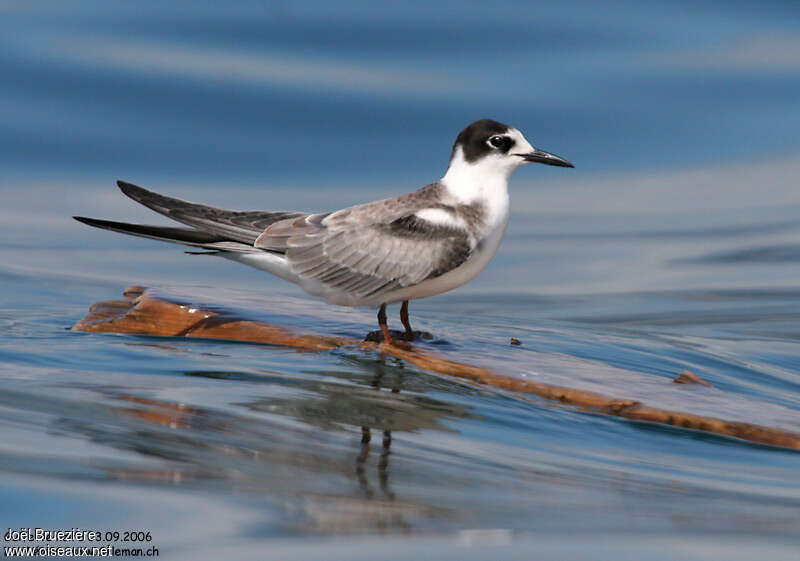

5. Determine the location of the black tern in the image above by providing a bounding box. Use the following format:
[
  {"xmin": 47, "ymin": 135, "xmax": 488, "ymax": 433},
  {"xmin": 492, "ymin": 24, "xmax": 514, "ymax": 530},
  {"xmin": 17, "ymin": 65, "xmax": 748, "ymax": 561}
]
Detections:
[{"xmin": 75, "ymin": 119, "xmax": 573, "ymax": 344}]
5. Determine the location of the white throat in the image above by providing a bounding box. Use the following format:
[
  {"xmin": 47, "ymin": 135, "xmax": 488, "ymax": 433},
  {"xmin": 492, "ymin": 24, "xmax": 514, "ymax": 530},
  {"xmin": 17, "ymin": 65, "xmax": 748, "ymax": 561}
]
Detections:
[
  {"xmin": 440, "ymin": 146, "xmax": 513, "ymax": 230},
  {"xmin": 442, "ymin": 146, "xmax": 510, "ymax": 200}
]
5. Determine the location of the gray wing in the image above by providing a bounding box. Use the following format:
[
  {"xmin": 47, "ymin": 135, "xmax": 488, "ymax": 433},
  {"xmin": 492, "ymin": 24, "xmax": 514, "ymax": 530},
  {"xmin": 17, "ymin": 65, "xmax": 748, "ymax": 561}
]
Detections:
[
  {"xmin": 118, "ymin": 181, "xmax": 304, "ymax": 245},
  {"xmin": 254, "ymin": 193, "xmax": 474, "ymax": 301}
]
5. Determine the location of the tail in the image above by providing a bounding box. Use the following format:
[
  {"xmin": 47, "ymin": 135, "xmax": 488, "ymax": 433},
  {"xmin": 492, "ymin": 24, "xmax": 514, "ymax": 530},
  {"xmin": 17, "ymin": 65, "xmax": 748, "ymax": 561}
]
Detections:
[{"xmin": 74, "ymin": 180, "xmax": 308, "ymax": 252}]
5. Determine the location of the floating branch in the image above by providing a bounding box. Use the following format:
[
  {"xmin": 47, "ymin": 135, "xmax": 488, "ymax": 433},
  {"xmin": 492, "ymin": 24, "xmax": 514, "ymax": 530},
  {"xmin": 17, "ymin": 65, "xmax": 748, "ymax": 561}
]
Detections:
[
  {"xmin": 674, "ymin": 369, "xmax": 713, "ymax": 387},
  {"xmin": 73, "ymin": 286, "xmax": 800, "ymax": 451}
]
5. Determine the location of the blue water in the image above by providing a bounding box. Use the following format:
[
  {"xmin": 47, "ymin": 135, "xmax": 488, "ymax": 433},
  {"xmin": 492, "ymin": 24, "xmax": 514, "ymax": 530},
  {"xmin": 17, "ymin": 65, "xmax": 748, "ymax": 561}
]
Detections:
[{"xmin": 2, "ymin": 1, "xmax": 800, "ymax": 559}]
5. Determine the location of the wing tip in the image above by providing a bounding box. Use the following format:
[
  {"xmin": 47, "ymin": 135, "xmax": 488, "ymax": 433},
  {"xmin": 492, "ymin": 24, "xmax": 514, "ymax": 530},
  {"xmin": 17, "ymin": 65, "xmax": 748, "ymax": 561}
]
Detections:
[
  {"xmin": 116, "ymin": 179, "xmax": 147, "ymax": 200},
  {"xmin": 74, "ymin": 216, "xmax": 124, "ymax": 231}
]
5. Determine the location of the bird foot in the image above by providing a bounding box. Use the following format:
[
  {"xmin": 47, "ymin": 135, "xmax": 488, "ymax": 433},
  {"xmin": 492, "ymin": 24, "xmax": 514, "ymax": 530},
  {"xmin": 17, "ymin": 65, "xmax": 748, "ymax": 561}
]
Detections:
[{"xmin": 364, "ymin": 329, "xmax": 433, "ymax": 344}]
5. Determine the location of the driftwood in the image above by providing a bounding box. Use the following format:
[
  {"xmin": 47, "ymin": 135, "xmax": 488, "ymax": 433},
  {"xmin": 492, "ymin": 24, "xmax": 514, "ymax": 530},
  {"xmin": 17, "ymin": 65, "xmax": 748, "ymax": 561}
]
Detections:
[
  {"xmin": 73, "ymin": 286, "xmax": 800, "ymax": 452},
  {"xmin": 673, "ymin": 369, "xmax": 713, "ymax": 387}
]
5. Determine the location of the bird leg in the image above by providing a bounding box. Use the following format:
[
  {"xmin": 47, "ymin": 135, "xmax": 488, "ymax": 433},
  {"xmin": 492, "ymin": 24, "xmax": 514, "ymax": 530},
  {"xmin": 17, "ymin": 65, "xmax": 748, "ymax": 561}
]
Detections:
[
  {"xmin": 377, "ymin": 303, "xmax": 393, "ymax": 345},
  {"xmin": 399, "ymin": 300, "xmax": 414, "ymax": 341}
]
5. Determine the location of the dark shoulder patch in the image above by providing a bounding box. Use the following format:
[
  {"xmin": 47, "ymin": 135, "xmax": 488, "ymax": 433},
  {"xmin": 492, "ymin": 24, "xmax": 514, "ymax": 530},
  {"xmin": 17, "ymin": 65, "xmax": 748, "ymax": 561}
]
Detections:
[
  {"xmin": 386, "ymin": 214, "xmax": 450, "ymax": 239},
  {"xmin": 455, "ymin": 200, "xmax": 486, "ymax": 231},
  {"xmin": 382, "ymin": 213, "xmax": 472, "ymax": 279},
  {"xmin": 428, "ymin": 236, "xmax": 471, "ymax": 279}
]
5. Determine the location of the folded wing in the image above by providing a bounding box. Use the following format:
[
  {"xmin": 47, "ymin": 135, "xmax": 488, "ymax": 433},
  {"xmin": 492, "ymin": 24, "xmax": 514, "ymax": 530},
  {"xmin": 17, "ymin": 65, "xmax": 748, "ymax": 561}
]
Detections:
[
  {"xmin": 78, "ymin": 181, "xmax": 476, "ymax": 302},
  {"xmin": 255, "ymin": 199, "xmax": 474, "ymax": 300}
]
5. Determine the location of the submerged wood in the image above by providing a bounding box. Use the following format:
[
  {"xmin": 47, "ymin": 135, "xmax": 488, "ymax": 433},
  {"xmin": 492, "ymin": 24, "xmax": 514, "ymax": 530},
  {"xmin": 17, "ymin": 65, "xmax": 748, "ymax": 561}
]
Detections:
[{"xmin": 73, "ymin": 286, "xmax": 800, "ymax": 451}]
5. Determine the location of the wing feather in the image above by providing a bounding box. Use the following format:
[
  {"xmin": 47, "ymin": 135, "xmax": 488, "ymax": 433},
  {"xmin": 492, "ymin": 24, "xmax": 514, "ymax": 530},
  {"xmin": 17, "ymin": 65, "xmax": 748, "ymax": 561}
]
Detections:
[
  {"xmin": 117, "ymin": 181, "xmax": 304, "ymax": 244},
  {"xmin": 253, "ymin": 184, "xmax": 476, "ymax": 301}
]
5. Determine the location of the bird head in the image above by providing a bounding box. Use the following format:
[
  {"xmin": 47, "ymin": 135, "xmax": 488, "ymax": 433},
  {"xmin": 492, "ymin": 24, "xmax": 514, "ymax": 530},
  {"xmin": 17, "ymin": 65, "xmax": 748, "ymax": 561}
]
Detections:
[{"xmin": 447, "ymin": 119, "xmax": 573, "ymax": 180}]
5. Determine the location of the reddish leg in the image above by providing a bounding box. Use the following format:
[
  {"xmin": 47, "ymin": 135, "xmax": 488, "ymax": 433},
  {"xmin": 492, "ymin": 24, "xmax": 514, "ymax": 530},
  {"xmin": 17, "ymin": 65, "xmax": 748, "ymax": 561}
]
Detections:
[
  {"xmin": 399, "ymin": 300, "xmax": 414, "ymax": 341},
  {"xmin": 377, "ymin": 303, "xmax": 393, "ymax": 345}
]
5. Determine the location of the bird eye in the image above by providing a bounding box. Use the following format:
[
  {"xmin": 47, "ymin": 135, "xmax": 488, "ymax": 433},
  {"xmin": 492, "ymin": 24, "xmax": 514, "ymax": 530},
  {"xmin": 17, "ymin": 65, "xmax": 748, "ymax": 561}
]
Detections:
[{"xmin": 488, "ymin": 135, "xmax": 507, "ymax": 149}]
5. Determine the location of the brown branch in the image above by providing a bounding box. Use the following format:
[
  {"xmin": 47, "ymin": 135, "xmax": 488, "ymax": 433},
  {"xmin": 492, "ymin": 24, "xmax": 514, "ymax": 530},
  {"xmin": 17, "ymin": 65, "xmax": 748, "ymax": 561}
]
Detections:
[
  {"xmin": 674, "ymin": 369, "xmax": 713, "ymax": 387},
  {"xmin": 72, "ymin": 286, "xmax": 800, "ymax": 452}
]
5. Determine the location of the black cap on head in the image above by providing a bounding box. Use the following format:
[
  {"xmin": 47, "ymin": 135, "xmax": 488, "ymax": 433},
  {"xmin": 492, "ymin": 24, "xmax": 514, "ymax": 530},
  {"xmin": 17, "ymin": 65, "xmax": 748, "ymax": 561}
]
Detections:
[{"xmin": 452, "ymin": 119, "xmax": 512, "ymax": 163}]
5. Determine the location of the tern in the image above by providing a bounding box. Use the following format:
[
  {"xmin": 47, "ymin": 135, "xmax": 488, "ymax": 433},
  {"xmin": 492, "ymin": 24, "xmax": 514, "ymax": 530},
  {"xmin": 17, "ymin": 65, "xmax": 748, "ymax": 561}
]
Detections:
[{"xmin": 75, "ymin": 119, "xmax": 573, "ymax": 345}]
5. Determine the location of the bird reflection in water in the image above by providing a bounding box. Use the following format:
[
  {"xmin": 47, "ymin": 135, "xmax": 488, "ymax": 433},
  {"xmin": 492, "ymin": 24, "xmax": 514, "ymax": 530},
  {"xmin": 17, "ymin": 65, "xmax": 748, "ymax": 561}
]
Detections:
[
  {"xmin": 54, "ymin": 351, "xmax": 477, "ymax": 533},
  {"xmin": 355, "ymin": 361, "xmax": 404, "ymax": 501}
]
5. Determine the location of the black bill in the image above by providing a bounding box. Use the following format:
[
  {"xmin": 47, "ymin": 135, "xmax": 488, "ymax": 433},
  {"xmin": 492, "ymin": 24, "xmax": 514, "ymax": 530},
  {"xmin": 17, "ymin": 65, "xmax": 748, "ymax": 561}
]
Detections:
[{"xmin": 522, "ymin": 148, "xmax": 574, "ymax": 168}]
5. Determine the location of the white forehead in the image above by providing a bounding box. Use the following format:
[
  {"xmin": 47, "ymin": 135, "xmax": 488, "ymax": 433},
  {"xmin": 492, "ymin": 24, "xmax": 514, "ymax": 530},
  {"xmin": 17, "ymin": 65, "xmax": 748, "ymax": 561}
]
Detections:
[
  {"xmin": 507, "ymin": 128, "xmax": 524, "ymax": 141},
  {"xmin": 507, "ymin": 128, "xmax": 534, "ymax": 152}
]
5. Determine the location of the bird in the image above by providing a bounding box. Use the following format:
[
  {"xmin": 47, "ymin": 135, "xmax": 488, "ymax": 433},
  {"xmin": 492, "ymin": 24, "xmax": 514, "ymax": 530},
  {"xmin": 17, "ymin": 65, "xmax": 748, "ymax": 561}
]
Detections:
[{"xmin": 74, "ymin": 119, "xmax": 573, "ymax": 345}]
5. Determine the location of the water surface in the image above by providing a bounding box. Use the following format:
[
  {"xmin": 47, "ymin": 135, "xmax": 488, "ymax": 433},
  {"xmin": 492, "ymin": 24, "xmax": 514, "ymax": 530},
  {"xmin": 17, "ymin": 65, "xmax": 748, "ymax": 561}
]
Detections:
[{"xmin": 1, "ymin": 2, "xmax": 800, "ymax": 559}]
